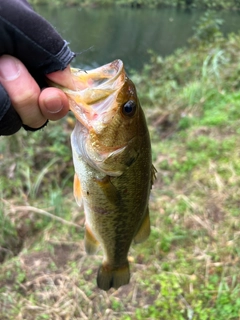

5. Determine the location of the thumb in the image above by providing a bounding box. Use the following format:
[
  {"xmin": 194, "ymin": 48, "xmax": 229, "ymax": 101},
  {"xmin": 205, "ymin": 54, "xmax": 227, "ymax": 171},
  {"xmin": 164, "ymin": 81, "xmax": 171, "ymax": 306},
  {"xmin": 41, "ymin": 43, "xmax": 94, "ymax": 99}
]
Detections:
[{"xmin": 46, "ymin": 65, "xmax": 75, "ymax": 90}]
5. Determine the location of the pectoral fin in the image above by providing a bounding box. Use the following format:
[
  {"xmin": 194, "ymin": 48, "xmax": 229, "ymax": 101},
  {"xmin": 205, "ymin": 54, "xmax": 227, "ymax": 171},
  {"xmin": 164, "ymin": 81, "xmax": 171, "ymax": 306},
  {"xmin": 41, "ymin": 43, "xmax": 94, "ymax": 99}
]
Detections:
[
  {"xmin": 94, "ymin": 176, "xmax": 122, "ymax": 204},
  {"xmin": 134, "ymin": 208, "xmax": 151, "ymax": 244},
  {"xmin": 73, "ymin": 173, "xmax": 83, "ymax": 208},
  {"xmin": 84, "ymin": 224, "xmax": 99, "ymax": 255}
]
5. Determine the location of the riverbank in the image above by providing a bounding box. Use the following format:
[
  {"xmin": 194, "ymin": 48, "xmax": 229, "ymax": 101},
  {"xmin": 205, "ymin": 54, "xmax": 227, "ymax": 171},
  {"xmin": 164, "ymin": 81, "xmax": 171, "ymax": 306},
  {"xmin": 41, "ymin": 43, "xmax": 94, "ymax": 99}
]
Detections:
[
  {"xmin": 1, "ymin": 12, "xmax": 240, "ymax": 319},
  {"xmin": 29, "ymin": 0, "xmax": 240, "ymax": 10}
]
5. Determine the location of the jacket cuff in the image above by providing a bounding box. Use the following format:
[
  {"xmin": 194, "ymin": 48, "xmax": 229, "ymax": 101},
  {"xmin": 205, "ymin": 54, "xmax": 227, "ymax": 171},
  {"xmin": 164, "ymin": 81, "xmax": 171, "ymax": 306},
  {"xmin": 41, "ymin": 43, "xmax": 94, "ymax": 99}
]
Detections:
[
  {"xmin": 43, "ymin": 41, "xmax": 75, "ymax": 74},
  {"xmin": 0, "ymin": 105, "xmax": 22, "ymax": 136},
  {"xmin": 22, "ymin": 120, "xmax": 48, "ymax": 132}
]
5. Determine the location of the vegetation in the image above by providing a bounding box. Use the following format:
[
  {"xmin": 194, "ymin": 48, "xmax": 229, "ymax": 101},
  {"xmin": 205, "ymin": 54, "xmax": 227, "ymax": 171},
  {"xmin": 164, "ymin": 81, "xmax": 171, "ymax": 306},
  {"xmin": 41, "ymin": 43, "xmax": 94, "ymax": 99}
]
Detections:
[
  {"xmin": 1, "ymin": 10, "xmax": 240, "ymax": 319},
  {"xmin": 28, "ymin": 0, "xmax": 240, "ymax": 10}
]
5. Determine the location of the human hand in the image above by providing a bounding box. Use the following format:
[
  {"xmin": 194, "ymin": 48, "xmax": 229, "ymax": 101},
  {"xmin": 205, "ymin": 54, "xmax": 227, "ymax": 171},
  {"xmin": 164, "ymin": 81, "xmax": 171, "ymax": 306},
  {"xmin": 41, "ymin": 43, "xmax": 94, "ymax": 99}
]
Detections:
[
  {"xmin": 0, "ymin": 0, "xmax": 75, "ymax": 135},
  {"xmin": 0, "ymin": 55, "xmax": 73, "ymax": 129}
]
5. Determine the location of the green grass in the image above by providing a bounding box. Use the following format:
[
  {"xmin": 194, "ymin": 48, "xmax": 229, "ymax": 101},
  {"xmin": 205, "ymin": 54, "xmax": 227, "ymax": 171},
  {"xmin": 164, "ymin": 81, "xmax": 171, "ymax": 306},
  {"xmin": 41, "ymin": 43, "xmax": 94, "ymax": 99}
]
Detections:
[{"xmin": 2, "ymin": 12, "xmax": 240, "ymax": 320}]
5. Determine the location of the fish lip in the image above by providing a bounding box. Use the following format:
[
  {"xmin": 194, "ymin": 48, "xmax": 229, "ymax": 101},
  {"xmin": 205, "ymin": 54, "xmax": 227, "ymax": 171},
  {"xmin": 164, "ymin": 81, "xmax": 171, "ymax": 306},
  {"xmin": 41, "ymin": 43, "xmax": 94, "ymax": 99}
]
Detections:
[
  {"xmin": 71, "ymin": 59, "xmax": 124, "ymax": 92},
  {"xmin": 102, "ymin": 59, "xmax": 124, "ymax": 85},
  {"xmin": 86, "ymin": 59, "xmax": 124, "ymax": 88}
]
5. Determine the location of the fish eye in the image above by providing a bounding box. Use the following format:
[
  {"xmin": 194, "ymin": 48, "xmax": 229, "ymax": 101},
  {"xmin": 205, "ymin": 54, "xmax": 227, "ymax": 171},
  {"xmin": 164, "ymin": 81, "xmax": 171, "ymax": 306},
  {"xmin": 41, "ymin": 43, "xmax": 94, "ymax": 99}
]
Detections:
[{"xmin": 122, "ymin": 100, "xmax": 137, "ymax": 117}]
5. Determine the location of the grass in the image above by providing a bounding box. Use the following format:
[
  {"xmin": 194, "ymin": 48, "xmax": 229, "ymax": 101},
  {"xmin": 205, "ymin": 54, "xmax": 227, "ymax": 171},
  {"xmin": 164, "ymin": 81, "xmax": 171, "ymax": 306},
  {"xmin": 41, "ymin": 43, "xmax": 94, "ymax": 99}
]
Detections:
[{"xmin": 1, "ymin": 12, "xmax": 240, "ymax": 320}]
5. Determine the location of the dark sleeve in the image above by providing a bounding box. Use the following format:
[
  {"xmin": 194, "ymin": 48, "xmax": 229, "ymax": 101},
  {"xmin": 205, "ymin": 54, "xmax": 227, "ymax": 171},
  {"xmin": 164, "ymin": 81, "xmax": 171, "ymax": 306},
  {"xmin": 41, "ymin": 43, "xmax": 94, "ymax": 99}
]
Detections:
[{"xmin": 0, "ymin": 0, "xmax": 75, "ymax": 136}]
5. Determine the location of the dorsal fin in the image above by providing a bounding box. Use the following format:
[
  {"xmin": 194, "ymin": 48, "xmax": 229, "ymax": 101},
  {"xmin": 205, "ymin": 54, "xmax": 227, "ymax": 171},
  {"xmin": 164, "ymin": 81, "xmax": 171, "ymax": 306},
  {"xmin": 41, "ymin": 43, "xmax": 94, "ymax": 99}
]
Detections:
[{"xmin": 151, "ymin": 165, "xmax": 157, "ymax": 187}]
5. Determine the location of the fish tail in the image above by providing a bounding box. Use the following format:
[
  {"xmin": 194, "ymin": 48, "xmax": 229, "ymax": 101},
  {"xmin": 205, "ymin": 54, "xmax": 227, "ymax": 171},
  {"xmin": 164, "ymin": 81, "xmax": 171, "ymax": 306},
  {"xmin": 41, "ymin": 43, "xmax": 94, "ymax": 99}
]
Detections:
[{"xmin": 97, "ymin": 262, "xmax": 130, "ymax": 291}]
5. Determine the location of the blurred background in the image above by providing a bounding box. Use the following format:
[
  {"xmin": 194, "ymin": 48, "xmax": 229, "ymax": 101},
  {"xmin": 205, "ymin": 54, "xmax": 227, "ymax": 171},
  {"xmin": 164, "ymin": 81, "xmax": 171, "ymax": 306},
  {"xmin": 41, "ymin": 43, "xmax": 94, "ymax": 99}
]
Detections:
[{"xmin": 36, "ymin": 4, "xmax": 240, "ymax": 71}]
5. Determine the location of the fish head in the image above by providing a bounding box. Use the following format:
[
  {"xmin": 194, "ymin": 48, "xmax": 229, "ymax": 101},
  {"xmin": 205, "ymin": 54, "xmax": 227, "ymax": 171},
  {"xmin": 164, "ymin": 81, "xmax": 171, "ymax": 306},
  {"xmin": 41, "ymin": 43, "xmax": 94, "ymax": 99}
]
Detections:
[{"xmin": 57, "ymin": 60, "xmax": 147, "ymax": 176}]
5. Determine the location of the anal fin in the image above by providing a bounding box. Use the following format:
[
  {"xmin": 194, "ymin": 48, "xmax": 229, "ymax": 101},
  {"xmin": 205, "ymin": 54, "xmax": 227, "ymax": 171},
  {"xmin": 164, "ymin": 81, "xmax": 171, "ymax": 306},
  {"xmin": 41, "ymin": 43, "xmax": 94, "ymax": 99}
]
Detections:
[
  {"xmin": 84, "ymin": 224, "xmax": 99, "ymax": 255},
  {"xmin": 134, "ymin": 208, "xmax": 151, "ymax": 244}
]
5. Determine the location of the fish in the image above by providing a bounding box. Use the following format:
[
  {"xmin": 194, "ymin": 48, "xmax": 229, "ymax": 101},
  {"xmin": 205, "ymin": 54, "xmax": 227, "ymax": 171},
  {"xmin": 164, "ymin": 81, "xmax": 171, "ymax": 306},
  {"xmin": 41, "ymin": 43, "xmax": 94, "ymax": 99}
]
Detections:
[{"xmin": 51, "ymin": 60, "xmax": 156, "ymax": 291}]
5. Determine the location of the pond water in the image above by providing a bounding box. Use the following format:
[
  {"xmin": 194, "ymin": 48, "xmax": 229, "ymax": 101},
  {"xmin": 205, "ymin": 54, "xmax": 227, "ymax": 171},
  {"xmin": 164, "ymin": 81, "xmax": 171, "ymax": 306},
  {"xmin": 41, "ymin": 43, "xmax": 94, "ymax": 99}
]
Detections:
[{"xmin": 35, "ymin": 5, "xmax": 240, "ymax": 71}]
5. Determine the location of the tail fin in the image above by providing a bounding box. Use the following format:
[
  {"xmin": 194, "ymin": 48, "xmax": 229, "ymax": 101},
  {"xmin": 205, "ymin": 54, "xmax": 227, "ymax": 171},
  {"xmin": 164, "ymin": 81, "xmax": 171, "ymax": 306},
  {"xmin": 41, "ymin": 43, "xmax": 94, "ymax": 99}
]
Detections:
[{"xmin": 97, "ymin": 262, "xmax": 130, "ymax": 291}]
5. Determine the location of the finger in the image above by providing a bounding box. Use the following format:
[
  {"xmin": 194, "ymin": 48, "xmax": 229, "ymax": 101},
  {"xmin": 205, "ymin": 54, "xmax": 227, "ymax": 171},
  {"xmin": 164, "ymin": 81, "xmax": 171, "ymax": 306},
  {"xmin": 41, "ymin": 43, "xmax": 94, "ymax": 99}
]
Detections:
[
  {"xmin": 39, "ymin": 87, "xmax": 69, "ymax": 121},
  {"xmin": 46, "ymin": 65, "xmax": 75, "ymax": 90},
  {"xmin": 0, "ymin": 55, "xmax": 46, "ymax": 128}
]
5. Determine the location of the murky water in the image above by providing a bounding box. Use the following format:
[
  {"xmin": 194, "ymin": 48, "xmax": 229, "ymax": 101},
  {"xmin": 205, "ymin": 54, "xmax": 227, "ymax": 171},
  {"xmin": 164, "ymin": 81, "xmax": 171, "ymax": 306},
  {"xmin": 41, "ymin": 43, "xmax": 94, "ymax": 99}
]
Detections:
[{"xmin": 35, "ymin": 5, "xmax": 240, "ymax": 71}]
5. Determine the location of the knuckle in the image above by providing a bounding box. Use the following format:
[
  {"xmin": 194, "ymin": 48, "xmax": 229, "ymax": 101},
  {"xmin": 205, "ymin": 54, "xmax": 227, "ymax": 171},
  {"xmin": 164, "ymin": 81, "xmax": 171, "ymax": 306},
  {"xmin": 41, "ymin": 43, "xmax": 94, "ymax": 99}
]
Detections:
[{"xmin": 11, "ymin": 87, "xmax": 39, "ymax": 107}]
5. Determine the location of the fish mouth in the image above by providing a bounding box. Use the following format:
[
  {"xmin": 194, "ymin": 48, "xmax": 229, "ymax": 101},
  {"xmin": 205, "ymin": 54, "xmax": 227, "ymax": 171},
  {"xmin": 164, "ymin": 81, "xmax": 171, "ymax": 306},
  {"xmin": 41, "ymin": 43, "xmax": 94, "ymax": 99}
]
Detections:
[
  {"xmin": 60, "ymin": 59, "xmax": 126, "ymax": 127},
  {"xmin": 71, "ymin": 59, "xmax": 124, "ymax": 92}
]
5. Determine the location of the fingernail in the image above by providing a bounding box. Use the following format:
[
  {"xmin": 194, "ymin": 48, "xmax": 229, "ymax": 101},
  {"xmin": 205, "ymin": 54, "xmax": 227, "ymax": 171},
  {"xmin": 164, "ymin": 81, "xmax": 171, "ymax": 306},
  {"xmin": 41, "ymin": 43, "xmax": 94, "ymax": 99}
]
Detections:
[
  {"xmin": 44, "ymin": 96, "xmax": 63, "ymax": 113},
  {"xmin": 0, "ymin": 56, "xmax": 20, "ymax": 81}
]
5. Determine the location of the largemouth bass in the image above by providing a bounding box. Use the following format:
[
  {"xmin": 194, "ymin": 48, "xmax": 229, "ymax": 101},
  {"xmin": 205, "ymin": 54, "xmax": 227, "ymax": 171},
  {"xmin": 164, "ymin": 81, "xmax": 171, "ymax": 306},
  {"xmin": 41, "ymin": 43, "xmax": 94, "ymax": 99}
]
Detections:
[{"xmin": 52, "ymin": 60, "xmax": 156, "ymax": 291}]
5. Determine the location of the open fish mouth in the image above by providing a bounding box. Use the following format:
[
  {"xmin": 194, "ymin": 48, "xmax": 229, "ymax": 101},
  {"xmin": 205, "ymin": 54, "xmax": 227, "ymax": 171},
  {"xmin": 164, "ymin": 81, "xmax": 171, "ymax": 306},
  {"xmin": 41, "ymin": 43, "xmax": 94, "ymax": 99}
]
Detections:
[
  {"xmin": 65, "ymin": 60, "xmax": 125, "ymax": 117},
  {"xmin": 48, "ymin": 59, "xmax": 126, "ymax": 128}
]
